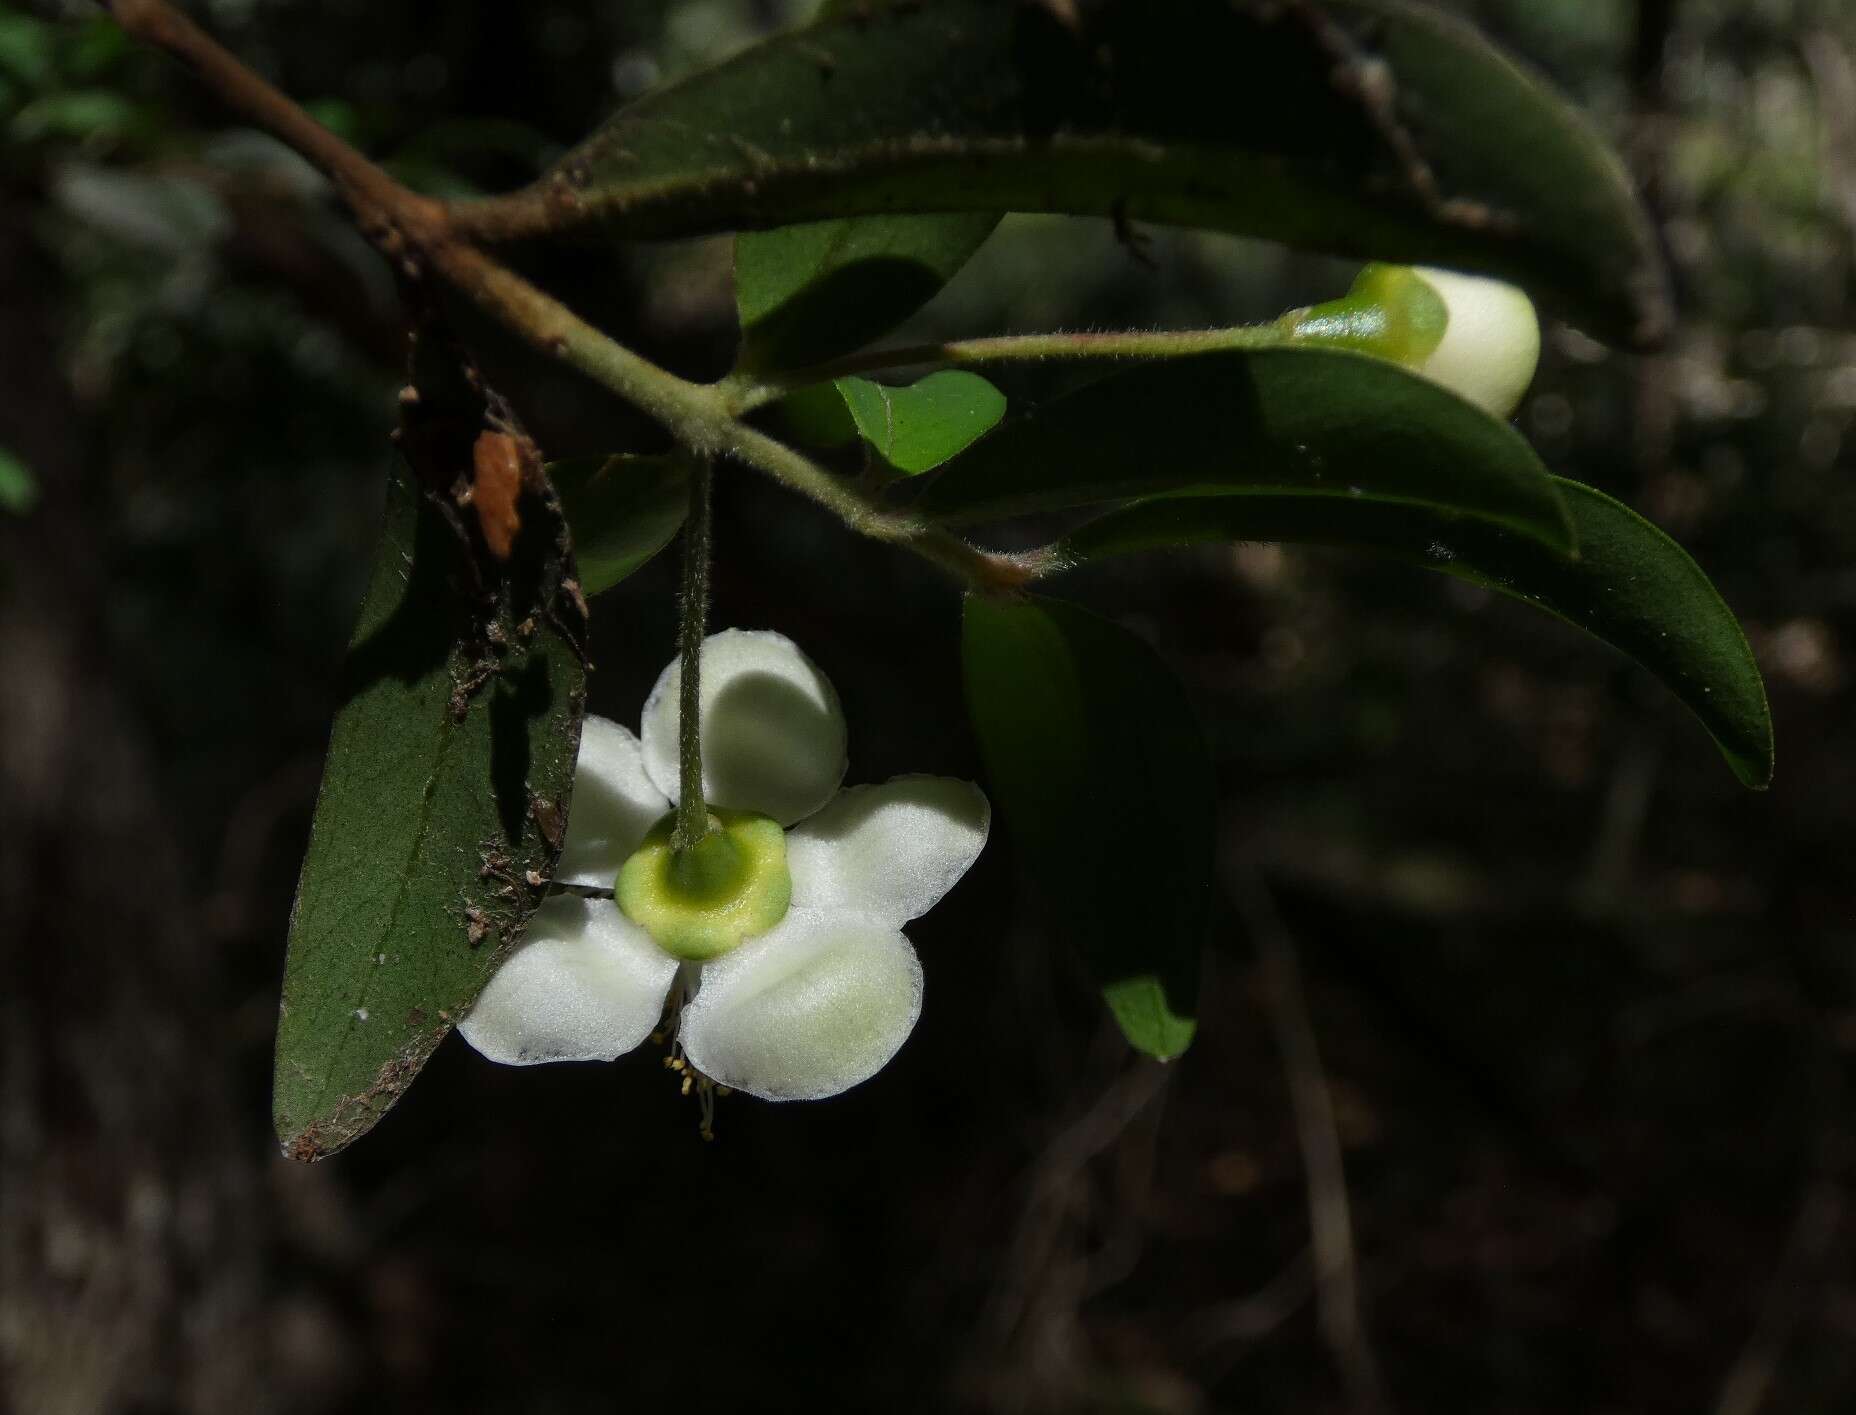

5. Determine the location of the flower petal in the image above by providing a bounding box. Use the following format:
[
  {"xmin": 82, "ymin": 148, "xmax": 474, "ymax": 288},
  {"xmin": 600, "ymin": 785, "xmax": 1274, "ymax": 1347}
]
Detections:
[
  {"xmin": 639, "ymin": 628, "xmax": 847, "ymax": 825},
  {"xmin": 678, "ymin": 907, "xmax": 922, "ymax": 1101},
  {"xmin": 787, "ymin": 775, "xmax": 990, "ymax": 926},
  {"xmin": 556, "ymin": 716, "xmax": 670, "ymax": 888},
  {"xmin": 458, "ymin": 896, "xmax": 676, "ymax": 1065}
]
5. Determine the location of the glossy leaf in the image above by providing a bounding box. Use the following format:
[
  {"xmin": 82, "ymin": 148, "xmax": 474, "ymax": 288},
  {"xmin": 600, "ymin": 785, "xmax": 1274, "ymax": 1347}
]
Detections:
[
  {"xmin": 274, "ymin": 469, "xmax": 588, "ymax": 1159},
  {"xmin": 963, "ymin": 594, "xmax": 1210, "ymax": 1058},
  {"xmin": 836, "ymin": 370, "xmax": 1007, "ymax": 475},
  {"xmin": 1065, "ymin": 478, "xmax": 1773, "ymax": 788},
  {"xmin": 551, "ymin": 452, "xmax": 688, "ymax": 596},
  {"xmin": 922, "ymin": 348, "xmax": 1572, "ymax": 553},
  {"xmin": 735, "ymin": 213, "xmax": 999, "ymax": 373},
  {"xmin": 496, "ymin": 0, "xmax": 1667, "ymax": 344}
]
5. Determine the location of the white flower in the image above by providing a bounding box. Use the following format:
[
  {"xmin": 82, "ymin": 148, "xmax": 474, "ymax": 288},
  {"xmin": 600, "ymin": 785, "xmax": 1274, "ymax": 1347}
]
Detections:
[{"xmin": 458, "ymin": 628, "xmax": 990, "ymax": 1102}]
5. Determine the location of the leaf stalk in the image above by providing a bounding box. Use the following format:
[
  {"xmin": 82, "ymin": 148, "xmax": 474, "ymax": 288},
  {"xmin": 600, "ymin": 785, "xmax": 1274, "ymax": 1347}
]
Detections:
[{"xmin": 722, "ymin": 324, "xmax": 1291, "ymax": 414}]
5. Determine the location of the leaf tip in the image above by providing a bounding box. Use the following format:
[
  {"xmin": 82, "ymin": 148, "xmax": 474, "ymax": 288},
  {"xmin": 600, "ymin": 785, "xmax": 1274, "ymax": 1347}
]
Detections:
[
  {"xmin": 279, "ymin": 1125, "xmax": 331, "ymax": 1164},
  {"xmin": 1730, "ymin": 742, "xmax": 1775, "ymax": 792},
  {"xmin": 1131, "ymin": 1028, "xmax": 1196, "ymax": 1064},
  {"xmin": 273, "ymin": 1096, "xmax": 341, "ymax": 1162}
]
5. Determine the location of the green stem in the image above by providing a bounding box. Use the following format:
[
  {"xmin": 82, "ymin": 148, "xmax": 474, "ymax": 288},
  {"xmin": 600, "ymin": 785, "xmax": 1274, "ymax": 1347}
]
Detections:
[
  {"xmin": 671, "ymin": 458, "xmax": 714, "ymax": 853},
  {"xmin": 725, "ymin": 322, "xmax": 1290, "ymax": 413},
  {"xmin": 426, "ymin": 241, "xmax": 1038, "ymax": 592}
]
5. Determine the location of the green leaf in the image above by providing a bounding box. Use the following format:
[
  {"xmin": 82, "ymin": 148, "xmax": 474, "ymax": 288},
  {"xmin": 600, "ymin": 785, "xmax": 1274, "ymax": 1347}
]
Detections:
[
  {"xmin": 274, "ymin": 469, "xmax": 588, "ymax": 1159},
  {"xmin": 0, "ymin": 447, "xmax": 39, "ymax": 515},
  {"xmin": 836, "ymin": 370, "xmax": 1007, "ymax": 475},
  {"xmin": 551, "ymin": 453, "xmax": 688, "ymax": 596},
  {"xmin": 735, "ymin": 214, "xmax": 999, "ymax": 373},
  {"xmin": 1065, "ymin": 478, "xmax": 1773, "ymax": 789},
  {"xmin": 922, "ymin": 348, "xmax": 1572, "ymax": 552},
  {"xmin": 963, "ymin": 594, "xmax": 1209, "ymax": 1058},
  {"xmin": 505, "ymin": 0, "xmax": 1666, "ymax": 345}
]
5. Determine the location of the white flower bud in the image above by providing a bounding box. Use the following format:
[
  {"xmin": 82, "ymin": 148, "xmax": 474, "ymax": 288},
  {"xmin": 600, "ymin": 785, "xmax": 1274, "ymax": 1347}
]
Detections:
[
  {"xmin": 1407, "ymin": 266, "xmax": 1542, "ymax": 420},
  {"xmin": 1282, "ymin": 263, "xmax": 1541, "ymax": 420}
]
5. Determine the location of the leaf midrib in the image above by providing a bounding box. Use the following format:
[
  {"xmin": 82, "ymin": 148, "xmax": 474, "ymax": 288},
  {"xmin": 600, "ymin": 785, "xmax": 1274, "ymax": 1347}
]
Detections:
[{"xmin": 302, "ymin": 634, "xmax": 465, "ymax": 1125}]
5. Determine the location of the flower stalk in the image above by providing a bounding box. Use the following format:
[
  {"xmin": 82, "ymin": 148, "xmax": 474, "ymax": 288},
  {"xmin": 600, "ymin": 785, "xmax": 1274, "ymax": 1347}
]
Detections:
[{"xmin": 672, "ymin": 458, "xmax": 714, "ymax": 853}]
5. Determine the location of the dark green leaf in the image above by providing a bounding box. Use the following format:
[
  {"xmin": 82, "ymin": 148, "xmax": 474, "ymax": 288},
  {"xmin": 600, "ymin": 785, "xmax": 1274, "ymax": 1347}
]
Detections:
[
  {"xmin": 963, "ymin": 594, "xmax": 1210, "ymax": 1058},
  {"xmin": 836, "ymin": 370, "xmax": 1007, "ymax": 475},
  {"xmin": 922, "ymin": 348, "xmax": 1572, "ymax": 553},
  {"xmin": 735, "ymin": 214, "xmax": 999, "ymax": 372},
  {"xmin": 551, "ymin": 453, "xmax": 688, "ymax": 596},
  {"xmin": 504, "ymin": 0, "xmax": 1666, "ymax": 344},
  {"xmin": 274, "ymin": 469, "xmax": 588, "ymax": 1159},
  {"xmin": 1065, "ymin": 478, "xmax": 1773, "ymax": 789}
]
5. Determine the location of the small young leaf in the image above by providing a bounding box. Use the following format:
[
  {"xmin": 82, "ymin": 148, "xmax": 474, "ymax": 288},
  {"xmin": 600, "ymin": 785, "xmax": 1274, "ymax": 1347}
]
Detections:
[
  {"xmin": 963, "ymin": 594, "xmax": 1210, "ymax": 1059},
  {"xmin": 836, "ymin": 370, "xmax": 1007, "ymax": 475},
  {"xmin": 1065, "ymin": 478, "xmax": 1773, "ymax": 789},
  {"xmin": 274, "ymin": 468, "xmax": 587, "ymax": 1159},
  {"xmin": 735, "ymin": 214, "xmax": 998, "ymax": 373},
  {"xmin": 551, "ymin": 453, "xmax": 688, "ymax": 596},
  {"xmin": 496, "ymin": 0, "xmax": 1667, "ymax": 344},
  {"xmin": 922, "ymin": 348, "xmax": 1572, "ymax": 553}
]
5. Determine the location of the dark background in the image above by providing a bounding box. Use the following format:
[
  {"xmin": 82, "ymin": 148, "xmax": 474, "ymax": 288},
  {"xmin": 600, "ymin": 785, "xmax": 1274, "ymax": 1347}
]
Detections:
[{"xmin": 4, "ymin": 1, "xmax": 1856, "ymax": 1411}]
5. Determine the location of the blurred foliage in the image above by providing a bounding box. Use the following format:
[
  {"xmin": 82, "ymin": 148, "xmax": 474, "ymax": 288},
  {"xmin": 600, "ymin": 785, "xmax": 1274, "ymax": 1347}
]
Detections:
[{"xmin": 4, "ymin": 1, "xmax": 1856, "ymax": 1412}]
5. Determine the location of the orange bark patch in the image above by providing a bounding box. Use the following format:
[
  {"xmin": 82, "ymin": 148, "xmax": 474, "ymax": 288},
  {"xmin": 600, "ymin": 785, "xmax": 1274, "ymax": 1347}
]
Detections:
[{"xmin": 471, "ymin": 431, "xmax": 524, "ymax": 560}]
